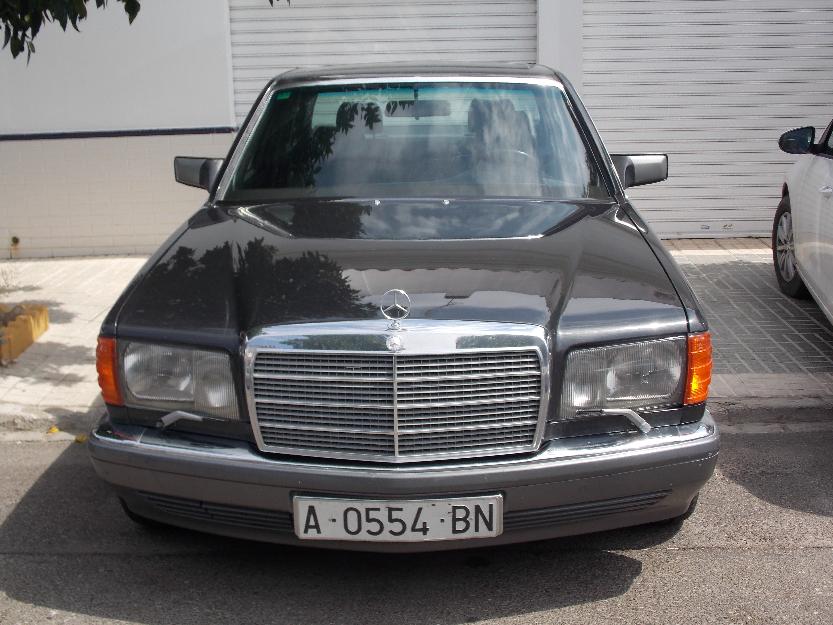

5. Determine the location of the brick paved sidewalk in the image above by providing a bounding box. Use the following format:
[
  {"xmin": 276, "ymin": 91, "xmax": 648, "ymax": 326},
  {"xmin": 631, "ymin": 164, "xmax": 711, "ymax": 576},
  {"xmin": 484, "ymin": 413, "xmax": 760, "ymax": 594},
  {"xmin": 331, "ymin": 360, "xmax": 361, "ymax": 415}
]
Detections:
[
  {"xmin": 668, "ymin": 238, "xmax": 833, "ymax": 401},
  {"xmin": 1, "ymin": 239, "xmax": 832, "ymax": 435},
  {"xmin": 0, "ymin": 257, "xmax": 146, "ymax": 433}
]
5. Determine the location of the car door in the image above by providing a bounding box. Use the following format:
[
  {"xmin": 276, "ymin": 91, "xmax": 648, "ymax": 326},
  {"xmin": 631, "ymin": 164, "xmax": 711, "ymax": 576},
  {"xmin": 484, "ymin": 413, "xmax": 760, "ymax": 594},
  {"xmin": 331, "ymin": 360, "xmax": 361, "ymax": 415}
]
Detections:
[{"xmin": 801, "ymin": 119, "xmax": 833, "ymax": 317}]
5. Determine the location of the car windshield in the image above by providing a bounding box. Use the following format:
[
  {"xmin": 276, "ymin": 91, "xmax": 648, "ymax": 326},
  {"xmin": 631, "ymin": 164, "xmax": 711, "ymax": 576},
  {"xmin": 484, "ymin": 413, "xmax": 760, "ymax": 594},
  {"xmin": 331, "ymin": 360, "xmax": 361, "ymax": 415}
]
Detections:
[{"xmin": 223, "ymin": 81, "xmax": 610, "ymax": 202}]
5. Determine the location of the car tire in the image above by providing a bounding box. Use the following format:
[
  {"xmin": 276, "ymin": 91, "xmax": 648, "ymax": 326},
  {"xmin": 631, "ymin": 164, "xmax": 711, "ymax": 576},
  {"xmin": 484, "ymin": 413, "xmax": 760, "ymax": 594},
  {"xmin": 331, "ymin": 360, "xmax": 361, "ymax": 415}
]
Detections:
[{"xmin": 772, "ymin": 194, "xmax": 809, "ymax": 298}]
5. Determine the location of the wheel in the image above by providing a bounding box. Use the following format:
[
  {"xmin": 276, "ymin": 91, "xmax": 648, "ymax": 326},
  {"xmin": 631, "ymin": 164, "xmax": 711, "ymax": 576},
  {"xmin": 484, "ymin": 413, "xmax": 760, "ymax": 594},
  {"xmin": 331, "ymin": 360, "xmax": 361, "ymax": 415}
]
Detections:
[
  {"xmin": 119, "ymin": 498, "xmax": 171, "ymax": 530},
  {"xmin": 772, "ymin": 194, "xmax": 809, "ymax": 298}
]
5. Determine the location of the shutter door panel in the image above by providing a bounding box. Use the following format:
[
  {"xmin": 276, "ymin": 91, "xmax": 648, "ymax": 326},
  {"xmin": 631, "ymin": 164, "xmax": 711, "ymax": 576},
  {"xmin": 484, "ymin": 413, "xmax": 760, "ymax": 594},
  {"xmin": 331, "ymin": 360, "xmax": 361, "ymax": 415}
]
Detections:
[
  {"xmin": 229, "ymin": 0, "xmax": 537, "ymax": 122},
  {"xmin": 583, "ymin": 0, "xmax": 833, "ymax": 237}
]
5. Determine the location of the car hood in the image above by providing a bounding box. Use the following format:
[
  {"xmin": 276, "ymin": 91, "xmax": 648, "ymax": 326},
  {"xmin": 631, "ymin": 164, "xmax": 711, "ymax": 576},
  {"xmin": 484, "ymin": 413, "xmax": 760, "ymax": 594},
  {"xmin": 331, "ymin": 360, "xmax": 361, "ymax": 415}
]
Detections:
[{"xmin": 113, "ymin": 200, "xmax": 688, "ymax": 352}]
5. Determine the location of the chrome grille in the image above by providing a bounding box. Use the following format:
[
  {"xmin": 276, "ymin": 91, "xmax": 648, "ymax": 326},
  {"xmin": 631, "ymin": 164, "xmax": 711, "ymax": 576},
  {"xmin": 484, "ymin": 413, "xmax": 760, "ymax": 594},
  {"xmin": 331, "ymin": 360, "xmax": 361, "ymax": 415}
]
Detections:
[{"xmin": 250, "ymin": 349, "xmax": 543, "ymax": 462}]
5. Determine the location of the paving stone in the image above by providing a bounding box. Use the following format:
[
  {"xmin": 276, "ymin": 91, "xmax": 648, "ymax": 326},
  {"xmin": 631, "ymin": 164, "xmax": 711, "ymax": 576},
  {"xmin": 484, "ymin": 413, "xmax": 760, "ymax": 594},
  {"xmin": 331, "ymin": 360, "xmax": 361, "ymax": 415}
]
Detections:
[{"xmin": 673, "ymin": 240, "xmax": 833, "ymax": 393}]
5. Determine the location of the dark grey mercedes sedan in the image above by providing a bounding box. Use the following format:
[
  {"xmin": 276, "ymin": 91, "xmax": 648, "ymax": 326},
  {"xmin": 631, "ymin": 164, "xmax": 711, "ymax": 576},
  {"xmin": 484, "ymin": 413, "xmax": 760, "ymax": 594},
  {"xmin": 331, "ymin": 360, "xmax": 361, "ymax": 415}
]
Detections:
[{"xmin": 89, "ymin": 63, "xmax": 718, "ymax": 551}]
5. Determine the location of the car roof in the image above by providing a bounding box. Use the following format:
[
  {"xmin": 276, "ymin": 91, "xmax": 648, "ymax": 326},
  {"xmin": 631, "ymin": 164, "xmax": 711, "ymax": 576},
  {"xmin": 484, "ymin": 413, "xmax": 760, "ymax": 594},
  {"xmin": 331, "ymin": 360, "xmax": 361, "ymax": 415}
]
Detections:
[{"xmin": 272, "ymin": 62, "xmax": 561, "ymax": 86}]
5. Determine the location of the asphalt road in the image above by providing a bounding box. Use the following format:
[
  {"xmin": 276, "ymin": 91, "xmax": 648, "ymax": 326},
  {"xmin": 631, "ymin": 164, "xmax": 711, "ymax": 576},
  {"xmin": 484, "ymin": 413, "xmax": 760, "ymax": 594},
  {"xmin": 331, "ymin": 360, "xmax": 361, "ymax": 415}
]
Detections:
[{"xmin": 1, "ymin": 412, "xmax": 832, "ymax": 625}]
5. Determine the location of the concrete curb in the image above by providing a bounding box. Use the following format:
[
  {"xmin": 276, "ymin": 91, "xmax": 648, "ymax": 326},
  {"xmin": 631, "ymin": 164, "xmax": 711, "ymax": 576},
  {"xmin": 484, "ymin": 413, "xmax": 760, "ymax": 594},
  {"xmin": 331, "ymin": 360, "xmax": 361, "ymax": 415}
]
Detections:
[
  {"xmin": 709, "ymin": 396, "xmax": 833, "ymax": 424},
  {"xmin": 0, "ymin": 404, "xmax": 99, "ymax": 437},
  {"xmin": 0, "ymin": 430, "xmax": 79, "ymax": 443},
  {"xmin": 0, "ymin": 405, "xmax": 56, "ymax": 432}
]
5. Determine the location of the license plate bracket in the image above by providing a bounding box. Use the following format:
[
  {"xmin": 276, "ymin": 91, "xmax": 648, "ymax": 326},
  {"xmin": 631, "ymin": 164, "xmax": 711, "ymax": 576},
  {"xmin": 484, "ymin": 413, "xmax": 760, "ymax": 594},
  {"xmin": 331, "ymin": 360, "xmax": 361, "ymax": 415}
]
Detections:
[{"xmin": 293, "ymin": 495, "xmax": 504, "ymax": 542}]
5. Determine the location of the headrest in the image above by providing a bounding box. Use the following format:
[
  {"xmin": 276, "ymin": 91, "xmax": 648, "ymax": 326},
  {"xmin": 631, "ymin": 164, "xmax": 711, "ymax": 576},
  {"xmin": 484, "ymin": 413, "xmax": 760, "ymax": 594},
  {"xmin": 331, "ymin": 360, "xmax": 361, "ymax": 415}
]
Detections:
[
  {"xmin": 468, "ymin": 99, "xmax": 519, "ymax": 133},
  {"xmin": 467, "ymin": 98, "xmax": 533, "ymax": 151}
]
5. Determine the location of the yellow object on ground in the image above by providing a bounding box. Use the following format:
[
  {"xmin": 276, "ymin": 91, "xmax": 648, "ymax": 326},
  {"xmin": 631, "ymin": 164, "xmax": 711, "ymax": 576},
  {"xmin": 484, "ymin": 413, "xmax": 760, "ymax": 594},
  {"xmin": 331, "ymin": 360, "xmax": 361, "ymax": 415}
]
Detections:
[{"xmin": 0, "ymin": 304, "xmax": 49, "ymax": 365}]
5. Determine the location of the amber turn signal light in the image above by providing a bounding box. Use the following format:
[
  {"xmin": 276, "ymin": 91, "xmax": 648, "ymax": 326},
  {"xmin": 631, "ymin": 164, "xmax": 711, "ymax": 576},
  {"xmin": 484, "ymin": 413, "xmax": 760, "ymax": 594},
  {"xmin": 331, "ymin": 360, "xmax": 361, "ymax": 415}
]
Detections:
[
  {"xmin": 96, "ymin": 336, "xmax": 123, "ymax": 406},
  {"xmin": 684, "ymin": 332, "xmax": 712, "ymax": 405}
]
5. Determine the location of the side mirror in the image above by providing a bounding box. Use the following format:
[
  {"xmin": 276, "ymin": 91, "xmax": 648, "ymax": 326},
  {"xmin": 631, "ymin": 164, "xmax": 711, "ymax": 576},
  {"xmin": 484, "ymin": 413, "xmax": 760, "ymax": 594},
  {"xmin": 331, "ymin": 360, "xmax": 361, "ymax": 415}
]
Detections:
[
  {"xmin": 174, "ymin": 157, "xmax": 224, "ymax": 191},
  {"xmin": 610, "ymin": 154, "xmax": 668, "ymax": 189},
  {"xmin": 778, "ymin": 126, "xmax": 815, "ymax": 154}
]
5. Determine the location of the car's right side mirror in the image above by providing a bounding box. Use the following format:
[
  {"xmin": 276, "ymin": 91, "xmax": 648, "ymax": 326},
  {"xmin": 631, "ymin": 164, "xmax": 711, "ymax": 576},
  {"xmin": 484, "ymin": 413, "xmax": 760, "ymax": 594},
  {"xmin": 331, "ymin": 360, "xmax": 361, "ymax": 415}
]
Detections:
[
  {"xmin": 610, "ymin": 154, "xmax": 669, "ymax": 190},
  {"xmin": 174, "ymin": 157, "xmax": 224, "ymax": 191},
  {"xmin": 778, "ymin": 126, "xmax": 815, "ymax": 155}
]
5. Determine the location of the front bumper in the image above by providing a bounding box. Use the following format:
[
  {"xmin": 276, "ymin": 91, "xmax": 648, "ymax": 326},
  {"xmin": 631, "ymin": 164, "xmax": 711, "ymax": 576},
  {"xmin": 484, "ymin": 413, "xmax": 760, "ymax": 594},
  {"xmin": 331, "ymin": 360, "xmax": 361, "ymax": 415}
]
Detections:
[{"xmin": 88, "ymin": 412, "xmax": 719, "ymax": 552}]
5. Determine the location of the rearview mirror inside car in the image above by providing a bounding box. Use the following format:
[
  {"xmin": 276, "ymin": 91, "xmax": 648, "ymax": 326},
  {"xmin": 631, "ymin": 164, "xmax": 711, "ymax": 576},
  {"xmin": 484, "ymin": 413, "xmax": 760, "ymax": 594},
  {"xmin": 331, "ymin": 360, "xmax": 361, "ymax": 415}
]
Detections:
[
  {"xmin": 778, "ymin": 126, "xmax": 815, "ymax": 155},
  {"xmin": 174, "ymin": 157, "xmax": 224, "ymax": 191},
  {"xmin": 610, "ymin": 154, "xmax": 668, "ymax": 189}
]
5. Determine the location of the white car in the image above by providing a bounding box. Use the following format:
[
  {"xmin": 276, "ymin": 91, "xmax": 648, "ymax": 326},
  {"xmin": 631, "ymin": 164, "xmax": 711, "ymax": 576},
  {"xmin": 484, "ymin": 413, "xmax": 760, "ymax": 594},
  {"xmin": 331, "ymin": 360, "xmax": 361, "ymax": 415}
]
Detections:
[{"xmin": 774, "ymin": 119, "xmax": 833, "ymax": 323}]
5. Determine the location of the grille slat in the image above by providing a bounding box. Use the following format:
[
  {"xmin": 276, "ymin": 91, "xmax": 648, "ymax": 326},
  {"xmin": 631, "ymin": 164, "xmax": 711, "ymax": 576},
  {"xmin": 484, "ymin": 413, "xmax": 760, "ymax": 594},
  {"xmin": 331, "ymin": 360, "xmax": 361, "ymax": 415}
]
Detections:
[
  {"xmin": 254, "ymin": 353, "xmax": 393, "ymax": 379},
  {"xmin": 398, "ymin": 420, "xmax": 539, "ymax": 434},
  {"xmin": 261, "ymin": 427, "xmax": 395, "ymax": 453},
  {"xmin": 252, "ymin": 349, "xmax": 542, "ymax": 461},
  {"xmin": 255, "ymin": 403, "xmax": 394, "ymax": 431},
  {"xmin": 398, "ymin": 406, "xmax": 539, "ymax": 431},
  {"xmin": 259, "ymin": 422, "xmax": 395, "ymax": 435}
]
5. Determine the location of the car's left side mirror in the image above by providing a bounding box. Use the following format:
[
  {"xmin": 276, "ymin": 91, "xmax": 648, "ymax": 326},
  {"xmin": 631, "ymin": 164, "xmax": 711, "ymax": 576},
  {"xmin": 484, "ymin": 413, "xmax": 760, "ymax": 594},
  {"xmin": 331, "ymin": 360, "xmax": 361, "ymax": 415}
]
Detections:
[
  {"xmin": 610, "ymin": 154, "xmax": 668, "ymax": 189},
  {"xmin": 778, "ymin": 126, "xmax": 815, "ymax": 155},
  {"xmin": 174, "ymin": 157, "xmax": 224, "ymax": 191}
]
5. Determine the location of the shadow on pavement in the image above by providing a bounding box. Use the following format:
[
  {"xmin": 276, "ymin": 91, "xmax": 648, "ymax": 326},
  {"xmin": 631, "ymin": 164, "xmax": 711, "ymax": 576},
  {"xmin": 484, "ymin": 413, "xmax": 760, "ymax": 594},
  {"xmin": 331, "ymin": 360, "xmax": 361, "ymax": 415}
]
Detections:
[
  {"xmin": 1, "ymin": 341, "xmax": 93, "ymax": 387},
  {"xmin": 0, "ymin": 443, "xmax": 689, "ymax": 625},
  {"xmin": 718, "ymin": 429, "xmax": 833, "ymax": 519},
  {"xmin": 42, "ymin": 395, "xmax": 106, "ymax": 435},
  {"xmin": 15, "ymin": 297, "xmax": 76, "ymax": 324}
]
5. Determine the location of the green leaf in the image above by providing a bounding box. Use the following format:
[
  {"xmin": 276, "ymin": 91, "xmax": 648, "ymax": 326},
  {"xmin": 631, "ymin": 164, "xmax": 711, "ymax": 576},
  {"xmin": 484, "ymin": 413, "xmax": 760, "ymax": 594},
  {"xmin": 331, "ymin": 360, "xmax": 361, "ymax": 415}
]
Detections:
[
  {"xmin": 124, "ymin": 0, "xmax": 140, "ymax": 23},
  {"xmin": 9, "ymin": 35, "xmax": 22, "ymax": 58},
  {"xmin": 1, "ymin": 0, "xmax": 146, "ymax": 60}
]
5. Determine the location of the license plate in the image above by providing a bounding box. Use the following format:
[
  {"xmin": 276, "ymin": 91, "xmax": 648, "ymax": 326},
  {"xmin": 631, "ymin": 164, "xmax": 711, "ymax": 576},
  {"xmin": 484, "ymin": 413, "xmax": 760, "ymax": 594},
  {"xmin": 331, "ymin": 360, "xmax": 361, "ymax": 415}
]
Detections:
[{"xmin": 293, "ymin": 495, "xmax": 503, "ymax": 542}]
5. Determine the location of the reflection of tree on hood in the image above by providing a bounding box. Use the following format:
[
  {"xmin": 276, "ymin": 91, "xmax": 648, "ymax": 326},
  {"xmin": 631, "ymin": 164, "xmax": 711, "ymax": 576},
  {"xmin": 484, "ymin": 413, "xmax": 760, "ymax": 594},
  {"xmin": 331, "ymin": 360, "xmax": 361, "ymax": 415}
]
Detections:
[
  {"xmin": 126, "ymin": 243, "xmax": 235, "ymax": 327},
  {"xmin": 124, "ymin": 236, "xmax": 374, "ymax": 330},
  {"xmin": 237, "ymin": 238, "xmax": 375, "ymax": 327}
]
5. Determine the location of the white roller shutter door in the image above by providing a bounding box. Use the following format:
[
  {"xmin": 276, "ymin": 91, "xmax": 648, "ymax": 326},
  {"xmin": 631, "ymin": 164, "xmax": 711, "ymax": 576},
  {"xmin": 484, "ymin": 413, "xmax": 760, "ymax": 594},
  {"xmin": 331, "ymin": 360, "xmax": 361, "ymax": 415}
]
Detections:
[
  {"xmin": 583, "ymin": 0, "xmax": 833, "ymax": 237},
  {"xmin": 228, "ymin": 0, "xmax": 537, "ymax": 123}
]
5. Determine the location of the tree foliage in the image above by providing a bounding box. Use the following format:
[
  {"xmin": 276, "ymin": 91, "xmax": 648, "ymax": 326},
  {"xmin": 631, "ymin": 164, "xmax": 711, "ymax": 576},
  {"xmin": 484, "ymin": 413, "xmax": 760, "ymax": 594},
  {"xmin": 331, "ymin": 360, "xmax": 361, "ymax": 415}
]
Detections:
[
  {"xmin": 1, "ymin": 0, "xmax": 140, "ymax": 59},
  {"xmin": 1, "ymin": 0, "xmax": 284, "ymax": 60}
]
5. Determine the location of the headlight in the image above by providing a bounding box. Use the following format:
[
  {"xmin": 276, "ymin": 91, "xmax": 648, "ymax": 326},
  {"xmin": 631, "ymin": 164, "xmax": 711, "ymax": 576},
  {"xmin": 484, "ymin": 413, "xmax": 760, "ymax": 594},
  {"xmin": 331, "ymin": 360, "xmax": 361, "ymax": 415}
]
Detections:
[
  {"xmin": 121, "ymin": 342, "xmax": 239, "ymax": 419},
  {"xmin": 559, "ymin": 337, "xmax": 686, "ymax": 420}
]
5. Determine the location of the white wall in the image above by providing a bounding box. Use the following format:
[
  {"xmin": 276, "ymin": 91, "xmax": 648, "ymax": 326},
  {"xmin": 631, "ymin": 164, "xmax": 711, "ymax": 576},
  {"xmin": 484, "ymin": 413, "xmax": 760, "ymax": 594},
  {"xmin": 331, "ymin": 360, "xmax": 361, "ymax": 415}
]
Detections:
[
  {"xmin": 0, "ymin": 0, "xmax": 235, "ymax": 133},
  {"xmin": 0, "ymin": 133, "xmax": 234, "ymax": 258},
  {"xmin": 0, "ymin": 0, "xmax": 237, "ymax": 259}
]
